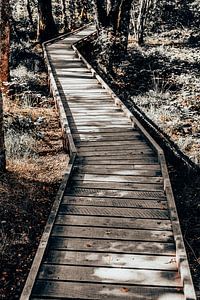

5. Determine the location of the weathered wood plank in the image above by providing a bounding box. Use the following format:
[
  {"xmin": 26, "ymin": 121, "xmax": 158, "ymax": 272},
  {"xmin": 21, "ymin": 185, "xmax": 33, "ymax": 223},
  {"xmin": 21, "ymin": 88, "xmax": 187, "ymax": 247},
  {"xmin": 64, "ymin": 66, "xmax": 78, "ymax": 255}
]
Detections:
[
  {"xmin": 32, "ymin": 281, "xmax": 184, "ymax": 299},
  {"xmin": 71, "ymin": 124, "xmax": 132, "ymax": 130},
  {"xmin": 38, "ymin": 265, "xmax": 182, "ymax": 287},
  {"xmin": 76, "ymin": 156, "xmax": 158, "ymax": 162},
  {"xmin": 59, "ymin": 205, "xmax": 168, "ymax": 219},
  {"xmin": 62, "ymin": 196, "xmax": 167, "ymax": 209},
  {"xmin": 68, "ymin": 114, "xmax": 126, "ymax": 120},
  {"xmin": 56, "ymin": 214, "xmax": 171, "ymax": 230},
  {"xmin": 74, "ymin": 165, "xmax": 161, "ymax": 175},
  {"xmin": 52, "ymin": 225, "xmax": 173, "ymax": 242},
  {"xmin": 70, "ymin": 180, "xmax": 164, "ymax": 192},
  {"xmin": 70, "ymin": 108, "xmax": 122, "ymax": 113},
  {"xmin": 73, "ymin": 131, "xmax": 140, "ymax": 137},
  {"xmin": 77, "ymin": 149, "xmax": 154, "ymax": 157},
  {"xmin": 66, "ymin": 187, "xmax": 166, "ymax": 199},
  {"xmin": 76, "ymin": 158, "xmax": 159, "ymax": 165},
  {"xmin": 44, "ymin": 250, "xmax": 177, "ymax": 270},
  {"xmin": 49, "ymin": 237, "xmax": 176, "ymax": 255},
  {"xmin": 76, "ymin": 142, "xmax": 149, "ymax": 149},
  {"xmin": 72, "ymin": 174, "xmax": 162, "ymax": 184}
]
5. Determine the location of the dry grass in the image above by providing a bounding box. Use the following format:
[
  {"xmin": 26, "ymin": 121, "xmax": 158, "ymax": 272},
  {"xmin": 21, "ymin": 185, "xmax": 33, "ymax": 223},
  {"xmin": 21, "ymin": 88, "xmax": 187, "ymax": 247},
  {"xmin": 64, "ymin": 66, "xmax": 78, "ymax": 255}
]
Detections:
[{"xmin": 0, "ymin": 99, "xmax": 68, "ymax": 299}]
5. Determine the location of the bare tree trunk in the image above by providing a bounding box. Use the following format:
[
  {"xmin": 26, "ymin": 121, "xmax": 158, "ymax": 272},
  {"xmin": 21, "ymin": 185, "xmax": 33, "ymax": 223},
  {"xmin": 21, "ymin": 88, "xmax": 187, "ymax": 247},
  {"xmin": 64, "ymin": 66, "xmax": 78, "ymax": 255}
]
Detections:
[
  {"xmin": 68, "ymin": 0, "xmax": 76, "ymax": 30},
  {"xmin": 137, "ymin": 0, "xmax": 152, "ymax": 45},
  {"xmin": 37, "ymin": 0, "xmax": 58, "ymax": 42},
  {"xmin": 94, "ymin": 0, "xmax": 133, "ymax": 71},
  {"xmin": 61, "ymin": 0, "xmax": 68, "ymax": 32},
  {"xmin": 26, "ymin": 0, "xmax": 34, "ymax": 26},
  {"xmin": 0, "ymin": 0, "xmax": 10, "ymax": 88},
  {"xmin": 0, "ymin": 92, "xmax": 6, "ymax": 171},
  {"xmin": 0, "ymin": 1, "xmax": 7, "ymax": 171}
]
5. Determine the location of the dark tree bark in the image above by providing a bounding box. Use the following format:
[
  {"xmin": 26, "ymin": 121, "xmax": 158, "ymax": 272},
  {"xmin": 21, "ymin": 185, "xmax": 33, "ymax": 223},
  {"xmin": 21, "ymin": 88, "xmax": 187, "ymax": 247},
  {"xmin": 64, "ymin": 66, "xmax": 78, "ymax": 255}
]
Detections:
[
  {"xmin": 26, "ymin": 0, "xmax": 34, "ymax": 26},
  {"xmin": 37, "ymin": 0, "xmax": 58, "ymax": 42},
  {"xmin": 94, "ymin": 0, "xmax": 134, "ymax": 70},
  {"xmin": 0, "ymin": 0, "xmax": 8, "ymax": 171},
  {"xmin": 0, "ymin": 92, "xmax": 6, "ymax": 171},
  {"xmin": 68, "ymin": 0, "xmax": 76, "ymax": 30},
  {"xmin": 0, "ymin": 0, "xmax": 10, "ymax": 87},
  {"xmin": 137, "ymin": 0, "xmax": 151, "ymax": 44},
  {"xmin": 61, "ymin": 0, "xmax": 68, "ymax": 32}
]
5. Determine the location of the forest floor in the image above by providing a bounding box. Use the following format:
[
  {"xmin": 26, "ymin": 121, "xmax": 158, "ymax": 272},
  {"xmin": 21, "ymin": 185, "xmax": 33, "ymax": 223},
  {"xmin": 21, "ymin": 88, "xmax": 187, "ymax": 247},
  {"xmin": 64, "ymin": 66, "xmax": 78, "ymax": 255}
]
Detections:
[
  {"xmin": 80, "ymin": 27, "xmax": 200, "ymax": 294},
  {"xmin": 0, "ymin": 42, "xmax": 68, "ymax": 298}
]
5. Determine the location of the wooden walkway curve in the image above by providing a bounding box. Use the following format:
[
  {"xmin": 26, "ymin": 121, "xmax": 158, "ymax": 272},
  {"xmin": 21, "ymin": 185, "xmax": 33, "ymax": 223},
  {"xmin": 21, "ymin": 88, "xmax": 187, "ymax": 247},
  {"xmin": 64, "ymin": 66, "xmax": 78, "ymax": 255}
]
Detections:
[{"xmin": 21, "ymin": 25, "xmax": 196, "ymax": 300}]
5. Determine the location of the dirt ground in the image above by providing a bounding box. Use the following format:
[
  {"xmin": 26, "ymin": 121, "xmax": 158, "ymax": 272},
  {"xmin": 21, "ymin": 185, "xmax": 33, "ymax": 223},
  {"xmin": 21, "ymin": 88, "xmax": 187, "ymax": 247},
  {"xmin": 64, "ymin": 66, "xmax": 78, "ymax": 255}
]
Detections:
[{"xmin": 0, "ymin": 101, "xmax": 68, "ymax": 299}]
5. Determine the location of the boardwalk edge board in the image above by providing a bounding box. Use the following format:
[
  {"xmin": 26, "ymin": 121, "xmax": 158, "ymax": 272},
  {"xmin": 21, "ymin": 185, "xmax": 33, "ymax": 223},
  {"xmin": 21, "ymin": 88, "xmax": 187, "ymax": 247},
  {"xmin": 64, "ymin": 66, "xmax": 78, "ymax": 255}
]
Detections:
[
  {"xmin": 20, "ymin": 25, "xmax": 196, "ymax": 300},
  {"xmin": 72, "ymin": 34, "xmax": 196, "ymax": 300}
]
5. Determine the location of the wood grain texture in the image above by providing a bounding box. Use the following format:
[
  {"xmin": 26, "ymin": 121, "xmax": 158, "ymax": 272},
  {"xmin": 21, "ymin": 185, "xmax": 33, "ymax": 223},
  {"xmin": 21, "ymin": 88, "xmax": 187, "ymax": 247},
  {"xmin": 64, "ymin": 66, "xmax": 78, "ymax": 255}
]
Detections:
[
  {"xmin": 49, "ymin": 237, "xmax": 176, "ymax": 255},
  {"xmin": 62, "ymin": 195, "xmax": 167, "ymax": 209},
  {"xmin": 44, "ymin": 250, "xmax": 177, "ymax": 270},
  {"xmin": 32, "ymin": 281, "xmax": 185, "ymax": 299},
  {"xmin": 38, "ymin": 264, "xmax": 182, "ymax": 287},
  {"xmin": 52, "ymin": 225, "xmax": 173, "ymax": 242},
  {"xmin": 55, "ymin": 214, "xmax": 171, "ymax": 230}
]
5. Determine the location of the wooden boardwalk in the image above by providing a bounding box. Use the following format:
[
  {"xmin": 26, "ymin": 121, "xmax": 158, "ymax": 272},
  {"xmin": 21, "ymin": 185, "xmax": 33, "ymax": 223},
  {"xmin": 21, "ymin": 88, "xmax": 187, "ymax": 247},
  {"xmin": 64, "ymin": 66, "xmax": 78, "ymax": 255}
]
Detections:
[{"xmin": 21, "ymin": 26, "xmax": 196, "ymax": 300}]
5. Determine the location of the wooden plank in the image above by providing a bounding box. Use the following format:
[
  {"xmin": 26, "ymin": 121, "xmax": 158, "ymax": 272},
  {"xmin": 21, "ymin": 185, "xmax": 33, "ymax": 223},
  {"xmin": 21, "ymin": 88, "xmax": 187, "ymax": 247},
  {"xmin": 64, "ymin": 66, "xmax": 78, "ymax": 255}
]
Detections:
[
  {"xmin": 77, "ymin": 144, "xmax": 151, "ymax": 152},
  {"xmin": 49, "ymin": 237, "xmax": 176, "ymax": 256},
  {"xmin": 70, "ymin": 180, "xmax": 163, "ymax": 192},
  {"xmin": 59, "ymin": 205, "xmax": 168, "ymax": 219},
  {"xmin": 76, "ymin": 149, "xmax": 154, "ymax": 157},
  {"xmin": 61, "ymin": 85, "xmax": 104, "ymax": 90},
  {"xmin": 71, "ymin": 127, "xmax": 136, "ymax": 133},
  {"xmin": 74, "ymin": 165, "xmax": 161, "ymax": 175},
  {"xmin": 68, "ymin": 102, "xmax": 114, "ymax": 106},
  {"xmin": 52, "ymin": 225, "xmax": 172, "ymax": 242},
  {"xmin": 62, "ymin": 89, "xmax": 108, "ymax": 93},
  {"xmin": 71, "ymin": 124, "xmax": 132, "ymax": 130},
  {"xmin": 72, "ymin": 131, "xmax": 140, "ymax": 137},
  {"xmin": 32, "ymin": 281, "xmax": 184, "ymax": 299},
  {"xmin": 70, "ymin": 108, "xmax": 121, "ymax": 113},
  {"xmin": 68, "ymin": 114, "xmax": 125, "ymax": 119},
  {"xmin": 72, "ymin": 174, "xmax": 162, "ymax": 184},
  {"xmin": 76, "ymin": 141, "xmax": 148, "ymax": 148},
  {"xmin": 44, "ymin": 250, "xmax": 177, "ymax": 271},
  {"xmin": 69, "ymin": 111, "xmax": 123, "ymax": 116},
  {"xmin": 75, "ymin": 138, "xmax": 145, "ymax": 144},
  {"xmin": 38, "ymin": 265, "xmax": 182, "ymax": 287},
  {"xmin": 67, "ymin": 187, "xmax": 165, "ymax": 199},
  {"xmin": 76, "ymin": 158, "xmax": 159, "ymax": 165},
  {"xmin": 75, "ymin": 163, "xmax": 161, "ymax": 171},
  {"xmin": 76, "ymin": 155, "xmax": 158, "ymax": 161},
  {"xmin": 69, "ymin": 118, "xmax": 130, "ymax": 123},
  {"xmin": 56, "ymin": 214, "xmax": 171, "ymax": 230},
  {"xmin": 62, "ymin": 196, "xmax": 167, "ymax": 209}
]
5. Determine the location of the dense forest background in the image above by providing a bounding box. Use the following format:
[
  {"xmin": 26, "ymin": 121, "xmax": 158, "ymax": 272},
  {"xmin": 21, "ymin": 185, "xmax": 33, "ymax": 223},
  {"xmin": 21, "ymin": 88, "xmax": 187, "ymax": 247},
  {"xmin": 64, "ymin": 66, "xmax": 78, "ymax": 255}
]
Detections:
[{"xmin": 0, "ymin": 0, "xmax": 200, "ymax": 299}]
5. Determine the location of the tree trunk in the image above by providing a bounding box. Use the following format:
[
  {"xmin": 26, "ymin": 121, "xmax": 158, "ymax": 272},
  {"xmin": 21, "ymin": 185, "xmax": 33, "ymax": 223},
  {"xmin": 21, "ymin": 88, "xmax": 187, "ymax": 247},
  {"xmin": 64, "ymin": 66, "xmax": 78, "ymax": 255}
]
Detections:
[
  {"xmin": 37, "ymin": 0, "xmax": 58, "ymax": 42},
  {"xmin": 0, "ymin": 0, "xmax": 10, "ymax": 171},
  {"xmin": 137, "ymin": 0, "xmax": 152, "ymax": 45},
  {"xmin": 68, "ymin": 0, "xmax": 76, "ymax": 30},
  {"xmin": 94, "ymin": 0, "xmax": 133, "ymax": 71},
  {"xmin": 26, "ymin": 0, "xmax": 34, "ymax": 26},
  {"xmin": 0, "ymin": 0, "xmax": 10, "ymax": 89},
  {"xmin": 0, "ymin": 92, "xmax": 6, "ymax": 172},
  {"xmin": 61, "ymin": 0, "xmax": 68, "ymax": 32}
]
